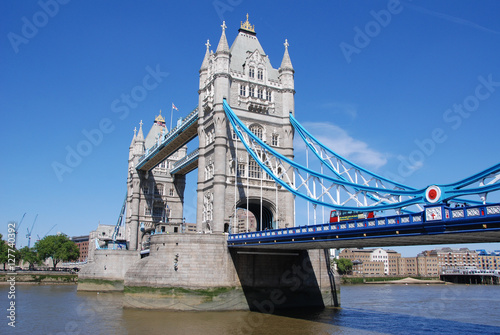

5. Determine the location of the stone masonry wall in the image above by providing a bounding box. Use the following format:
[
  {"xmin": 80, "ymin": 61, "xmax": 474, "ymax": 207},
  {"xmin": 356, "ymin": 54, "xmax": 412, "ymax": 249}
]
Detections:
[
  {"xmin": 124, "ymin": 234, "xmax": 239, "ymax": 288},
  {"xmin": 78, "ymin": 250, "xmax": 139, "ymax": 282}
]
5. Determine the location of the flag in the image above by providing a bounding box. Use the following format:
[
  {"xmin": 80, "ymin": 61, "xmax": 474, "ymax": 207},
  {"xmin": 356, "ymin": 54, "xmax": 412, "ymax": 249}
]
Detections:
[{"xmin": 172, "ymin": 103, "xmax": 178, "ymax": 111}]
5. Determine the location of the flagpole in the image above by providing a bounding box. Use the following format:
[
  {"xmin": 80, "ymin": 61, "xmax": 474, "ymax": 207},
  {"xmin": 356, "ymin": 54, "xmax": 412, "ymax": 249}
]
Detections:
[{"xmin": 170, "ymin": 104, "xmax": 173, "ymax": 131}]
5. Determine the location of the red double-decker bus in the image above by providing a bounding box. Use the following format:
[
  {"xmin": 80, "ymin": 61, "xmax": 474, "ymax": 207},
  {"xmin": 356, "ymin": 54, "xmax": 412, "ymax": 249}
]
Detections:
[{"xmin": 330, "ymin": 210, "xmax": 374, "ymax": 223}]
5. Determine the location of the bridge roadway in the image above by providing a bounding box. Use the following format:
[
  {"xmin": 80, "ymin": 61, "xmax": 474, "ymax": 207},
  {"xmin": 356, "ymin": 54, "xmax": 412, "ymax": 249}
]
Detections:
[
  {"xmin": 227, "ymin": 203, "xmax": 500, "ymax": 250},
  {"xmin": 136, "ymin": 107, "xmax": 199, "ymax": 172}
]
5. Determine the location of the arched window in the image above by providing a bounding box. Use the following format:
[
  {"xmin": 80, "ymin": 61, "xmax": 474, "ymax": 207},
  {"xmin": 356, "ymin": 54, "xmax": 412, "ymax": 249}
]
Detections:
[
  {"xmin": 257, "ymin": 88, "xmax": 263, "ymax": 99},
  {"xmin": 266, "ymin": 90, "xmax": 272, "ymax": 101},
  {"xmin": 155, "ymin": 184, "xmax": 164, "ymax": 195},
  {"xmin": 257, "ymin": 68, "xmax": 263, "ymax": 80},
  {"xmin": 249, "ymin": 124, "xmax": 263, "ymax": 140},
  {"xmin": 248, "ymin": 158, "xmax": 261, "ymax": 179},
  {"xmin": 272, "ymin": 133, "xmax": 279, "ymax": 146}
]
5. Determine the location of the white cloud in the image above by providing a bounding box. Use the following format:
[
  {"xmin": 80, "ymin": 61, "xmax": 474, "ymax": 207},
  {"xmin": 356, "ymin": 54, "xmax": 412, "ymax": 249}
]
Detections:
[
  {"xmin": 295, "ymin": 122, "xmax": 387, "ymax": 169},
  {"xmin": 319, "ymin": 102, "xmax": 358, "ymax": 119}
]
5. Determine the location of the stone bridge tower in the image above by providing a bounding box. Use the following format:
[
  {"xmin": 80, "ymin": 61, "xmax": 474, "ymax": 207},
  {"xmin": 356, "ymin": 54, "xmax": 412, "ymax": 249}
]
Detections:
[
  {"xmin": 127, "ymin": 113, "xmax": 187, "ymax": 250},
  {"xmin": 197, "ymin": 16, "xmax": 295, "ymax": 234}
]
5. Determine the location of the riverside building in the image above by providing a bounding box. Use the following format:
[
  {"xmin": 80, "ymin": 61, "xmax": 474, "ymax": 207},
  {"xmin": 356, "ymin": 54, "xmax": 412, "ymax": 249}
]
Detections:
[{"xmin": 340, "ymin": 247, "xmax": 500, "ymax": 277}]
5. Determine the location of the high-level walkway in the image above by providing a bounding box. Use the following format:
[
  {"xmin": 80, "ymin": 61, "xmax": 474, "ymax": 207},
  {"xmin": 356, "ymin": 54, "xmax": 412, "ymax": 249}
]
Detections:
[{"xmin": 136, "ymin": 107, "xmax": 199, "ymax": 172}]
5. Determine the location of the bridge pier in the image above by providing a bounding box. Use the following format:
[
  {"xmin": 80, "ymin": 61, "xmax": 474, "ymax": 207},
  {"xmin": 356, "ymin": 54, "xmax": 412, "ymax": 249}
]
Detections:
[
  {"xmin": 230, "ymin": 247, "xmax": 339, "ymax": 310},
  {"xmin": 121, "ymin": 234, "xmax": 339, "ymax": 310}
]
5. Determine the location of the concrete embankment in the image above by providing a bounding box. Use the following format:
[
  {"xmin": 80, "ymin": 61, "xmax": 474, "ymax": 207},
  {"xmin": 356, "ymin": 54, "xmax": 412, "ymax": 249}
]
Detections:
[{"xmin": 0, "ymin": 271, "xmax": 78, "ymax": 284}]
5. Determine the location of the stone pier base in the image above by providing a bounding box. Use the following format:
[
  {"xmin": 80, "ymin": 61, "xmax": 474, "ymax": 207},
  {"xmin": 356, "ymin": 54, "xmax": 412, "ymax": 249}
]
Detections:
[
  {"xmin": 77, "ymin": 249, "xmax": 138, "ymax": 292},
  {"xmin": 122, "ymin": 234, "xmax": 339, "ymax": 310}
]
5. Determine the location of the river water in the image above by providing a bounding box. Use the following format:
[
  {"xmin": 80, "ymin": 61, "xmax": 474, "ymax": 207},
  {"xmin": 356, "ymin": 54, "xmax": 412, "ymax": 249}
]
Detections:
[{"xmin": 1, "ymin": 284, "xmax": 500, "ymax": 334}]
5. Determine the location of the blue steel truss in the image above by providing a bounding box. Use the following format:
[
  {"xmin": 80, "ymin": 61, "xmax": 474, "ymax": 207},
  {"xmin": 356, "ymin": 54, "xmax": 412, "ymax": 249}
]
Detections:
[
  {"xmin": 223, "ymin": 99, "xmax": 500, "ymax": 212},
  {"xmin": 290, "ymin": 113, "xmax": 424, "ymax": 212}
]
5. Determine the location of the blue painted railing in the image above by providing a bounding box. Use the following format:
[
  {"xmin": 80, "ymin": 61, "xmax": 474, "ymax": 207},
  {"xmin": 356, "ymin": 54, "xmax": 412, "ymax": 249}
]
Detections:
[{"xmin": 228, "ymin": 203, "xmax": 500, "ymax": 246}]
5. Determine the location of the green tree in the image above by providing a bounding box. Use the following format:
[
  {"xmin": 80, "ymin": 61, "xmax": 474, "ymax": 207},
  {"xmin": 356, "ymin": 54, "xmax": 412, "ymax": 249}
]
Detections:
[
  {"xmin": 35, "ymin": 234, "xmax": 80, "ymax": 270},
  {"xmin": 19, "ymin": 246, "xmax": 40, "ymax": 270},
  {"xmin": 335, "ymin": 258, "xmax": 353, "ymax": 275},
  {"xmin": 0, "ymin": 234, "xmax": 8, "ymax": 270}
]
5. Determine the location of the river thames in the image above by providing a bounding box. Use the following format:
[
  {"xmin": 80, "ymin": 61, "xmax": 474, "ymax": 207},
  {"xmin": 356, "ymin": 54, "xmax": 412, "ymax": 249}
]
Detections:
[{"xmin": 2, "ymin": 283, "xmax": 500, "ymax": 334}]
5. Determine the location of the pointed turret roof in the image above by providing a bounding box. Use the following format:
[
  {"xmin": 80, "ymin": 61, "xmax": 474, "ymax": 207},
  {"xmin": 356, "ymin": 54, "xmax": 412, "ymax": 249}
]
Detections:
[
  {"xmin": 136, "ymin": 120, "xmax": 144, "ymax": 141},
  {"xmin": 130, "ymin": 127, "xmax": 137, "ymax": 147},
  {"xmin": 229, "ymin": 15, "xmax": 279, "ymax": 81},
  {"xmin": 216, "ymin": 21, "xmax": 230, "ymax": 54},
  {"xmin": 280, "ymin": 39, "xmax": 294, "ymax": 71},
  {"xmin": 200, "ymin": 39, "xmax": 211, "ymax": 70}
]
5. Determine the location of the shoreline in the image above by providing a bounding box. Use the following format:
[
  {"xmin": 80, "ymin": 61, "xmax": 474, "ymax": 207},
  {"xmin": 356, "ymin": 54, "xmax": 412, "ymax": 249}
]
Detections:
[
  {"xmin": 341, "ymin": 276, "xmax": 446, "ymax": 285},
  {"xmin": 0, "ymin": 271, "xmax": 78, "ymax": 285},
  {"xmin": 366, "ymin": 277, "xmax": 446, "ymax": 285}
]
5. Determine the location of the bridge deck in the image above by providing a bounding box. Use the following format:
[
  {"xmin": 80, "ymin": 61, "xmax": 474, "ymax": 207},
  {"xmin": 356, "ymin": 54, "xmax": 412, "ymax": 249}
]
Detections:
[{"xmin": 228, "ymin": 203, "xmax": 500, "ymax": 250}]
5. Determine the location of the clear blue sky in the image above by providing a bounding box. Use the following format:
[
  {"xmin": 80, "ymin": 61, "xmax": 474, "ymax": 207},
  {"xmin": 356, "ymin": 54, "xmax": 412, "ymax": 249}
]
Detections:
[{"xmin": 1, "ymin": 1, "xmax": 499, "ymax": 256}]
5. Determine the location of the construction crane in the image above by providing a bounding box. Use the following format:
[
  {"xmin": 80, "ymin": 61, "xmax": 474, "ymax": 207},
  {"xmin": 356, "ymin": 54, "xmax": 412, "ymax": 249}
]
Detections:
[
  {"xmin": 36, "ymin": 224, "xmax": 57, "ymax": 243},
  {"xmin": 44, "ymin": 224, "xmax": 57, "ymax": 237},
  {"xmin": 14, "ymin": 212, "xmax": 26, "ymax": 248},
  {"xmin": 26, "ymin": 214, "xmax": 38, "ymax": 248}
]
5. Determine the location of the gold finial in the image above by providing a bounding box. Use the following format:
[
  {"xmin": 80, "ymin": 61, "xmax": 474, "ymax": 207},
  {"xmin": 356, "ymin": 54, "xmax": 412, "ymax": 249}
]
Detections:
[
  {"xmin": 240, "ymin": 13, "xmax": 255, "ymax": 33},
  {"xmin": 155, "ymin": 110, "xmax": 165, "ymax": 123}
]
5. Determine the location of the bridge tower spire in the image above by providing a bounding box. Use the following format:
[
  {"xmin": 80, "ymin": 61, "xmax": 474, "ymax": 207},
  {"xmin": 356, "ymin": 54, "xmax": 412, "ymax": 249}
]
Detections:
[{"xmin": 197, "ymin": 17, "xmax": 295, "ymax": 234}]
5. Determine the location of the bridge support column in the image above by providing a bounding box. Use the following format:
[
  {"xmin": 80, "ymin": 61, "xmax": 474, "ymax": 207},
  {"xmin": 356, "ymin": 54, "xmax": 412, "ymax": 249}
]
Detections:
[
  {"xmin": 230, "ymin": 248, "xmax": 339, "ymax": 309},
  {"xmin": 128, "ymin": 172, "xmax": 141, "ymax": 251},
  {"xmin": 212, "ymin": 107, "xmax": 228, "ymax": 233}
]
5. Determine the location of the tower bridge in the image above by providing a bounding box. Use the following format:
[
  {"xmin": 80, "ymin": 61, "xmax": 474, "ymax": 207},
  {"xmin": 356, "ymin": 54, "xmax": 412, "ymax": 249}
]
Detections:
[{"xmin": 79, "ymin": 16, "xmax": 500, "ymax": 311}]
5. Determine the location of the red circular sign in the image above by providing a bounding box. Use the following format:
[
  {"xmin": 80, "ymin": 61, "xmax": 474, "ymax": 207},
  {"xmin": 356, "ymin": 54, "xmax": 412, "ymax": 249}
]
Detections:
[
  {"xmin": 425, "ymin": 185, "xmax": 442, "ymax": 203},
  {"xmin": 428, "ymin": 189, "xmax": 437, "ymax": 200}
]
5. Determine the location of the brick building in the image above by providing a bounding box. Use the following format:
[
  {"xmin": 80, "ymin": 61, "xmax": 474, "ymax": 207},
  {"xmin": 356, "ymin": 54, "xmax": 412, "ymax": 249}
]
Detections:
[
  {"xmin": 71, "ymin": 235, "xmax": 89, "ymax": 262},
  {"xmin": 340, "ymin": 247, "xmax": 500, "ymax": 277},
  {"xmin": 340, "ymin": 248, "xmax": 401, "ymax": 276}
]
